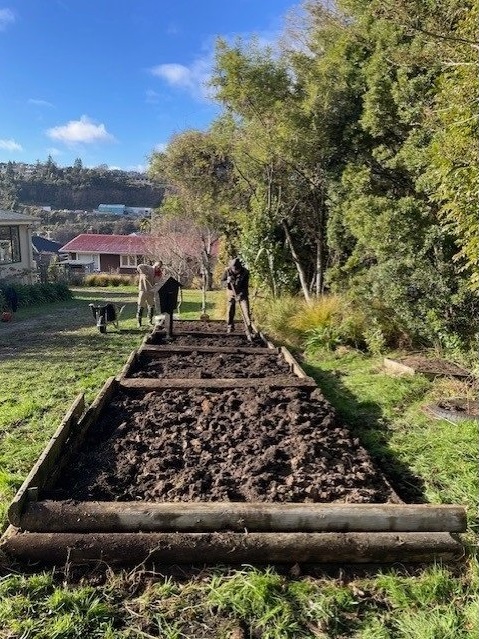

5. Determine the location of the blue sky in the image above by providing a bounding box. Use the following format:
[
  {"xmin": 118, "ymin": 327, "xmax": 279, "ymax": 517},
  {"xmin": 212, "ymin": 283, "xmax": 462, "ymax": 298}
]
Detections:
[{"xmin": 0, "ymin": 0, "xmax": 299, "ymax": 172}]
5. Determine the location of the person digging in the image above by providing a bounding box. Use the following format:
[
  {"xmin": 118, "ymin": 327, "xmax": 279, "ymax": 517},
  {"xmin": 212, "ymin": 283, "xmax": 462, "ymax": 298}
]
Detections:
[
  {"xmin": 221, "ymin": 257, "xmax": 254, "ymax": 338},
  {"xmin": 136, "ymin": 261, "xmax": 163, "ymax": 327}
]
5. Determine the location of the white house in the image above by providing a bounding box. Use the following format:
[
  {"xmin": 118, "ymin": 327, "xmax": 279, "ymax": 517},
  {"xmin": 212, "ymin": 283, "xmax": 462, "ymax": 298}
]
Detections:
[{"xmin": 0, "ymin": 209, "xmax": 38, "ymax": 283}]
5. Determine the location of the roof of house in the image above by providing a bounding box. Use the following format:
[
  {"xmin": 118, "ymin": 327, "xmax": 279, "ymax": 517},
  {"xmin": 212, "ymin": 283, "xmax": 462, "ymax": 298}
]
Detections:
[
  {"xmin": 32, "ymin": 235, "xmax": 64, "ymax": 254},
  {"xmin": 59, "ymin": 233, "xmax": 219, "ymax": 257},
  {"xmin": 0, "ymin": 209, "xmax": 38, "ymax": 224}
]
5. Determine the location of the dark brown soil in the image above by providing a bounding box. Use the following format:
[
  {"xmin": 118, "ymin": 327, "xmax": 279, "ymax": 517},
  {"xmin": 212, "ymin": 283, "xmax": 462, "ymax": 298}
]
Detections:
[
  {"xmin": 128, "ymin": 352, "xmax": 293, "ymax": 379},
  {"xmin": 397, "ymin": 356, "xmax": 469, "ymax": 377},
  {"xmin": 174, "ymin": 320, "xmax": 246, "ymax": 333},
  {"xmin": 53, "ymin": 387, "xmax": 396, "ymax": 504},
  {"xmin": 148, "ymin": 332, "xmax": 266, "ymax": 348}
]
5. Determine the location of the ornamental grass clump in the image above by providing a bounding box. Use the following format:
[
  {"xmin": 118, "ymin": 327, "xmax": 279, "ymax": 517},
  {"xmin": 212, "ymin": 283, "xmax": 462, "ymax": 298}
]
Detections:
[{"xmin": 84, "ymin": 273, "xmax": 136, "ymax": 287}]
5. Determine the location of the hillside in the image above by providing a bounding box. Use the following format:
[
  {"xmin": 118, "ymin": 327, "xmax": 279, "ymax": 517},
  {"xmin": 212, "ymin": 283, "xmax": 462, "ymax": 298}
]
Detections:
[
  {"xmin": 1, "ymin": 160, "xmax": 165, "ymax": 210},
  {"xmin": 18, "ymin": 179, "xmax": 164, "ymax": 210}
]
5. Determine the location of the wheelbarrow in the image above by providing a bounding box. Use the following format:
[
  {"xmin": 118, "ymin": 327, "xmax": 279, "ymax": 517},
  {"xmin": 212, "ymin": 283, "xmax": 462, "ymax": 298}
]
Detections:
[{"xmin": 89, "ymin": 303, "xmax": 125, "ymax": 333}]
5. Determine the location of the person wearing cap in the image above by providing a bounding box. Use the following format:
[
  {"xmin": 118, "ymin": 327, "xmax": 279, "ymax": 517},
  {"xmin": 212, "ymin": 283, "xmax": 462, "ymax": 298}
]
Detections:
[
  {"xmin": 136, "ymin": 261, "xmax": 163, "ymax": 326},
  {"xmin": 221, "ymin": 257, "xmax": 253, "ymax": 333}
]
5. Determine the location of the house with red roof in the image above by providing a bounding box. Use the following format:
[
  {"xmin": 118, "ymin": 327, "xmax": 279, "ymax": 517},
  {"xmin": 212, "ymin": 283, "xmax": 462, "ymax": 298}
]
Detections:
[{"xmin": 59, "ymin": 233, "xmax": 219, "ymax": 278}]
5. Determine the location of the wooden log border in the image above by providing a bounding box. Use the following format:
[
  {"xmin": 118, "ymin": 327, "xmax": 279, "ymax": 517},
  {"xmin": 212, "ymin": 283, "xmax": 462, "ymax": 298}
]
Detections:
[
  {"xmin": 117, "ymin": 350, "xmax": 138, "ymax": 380},
  {"xmin": 4, "ymin": 319, "xmax": 467, "ymax": 566},
  {"xmin": 17, "ymin": 501, "xmax": 467, "ymax": 534},
  {"xmin": 280, "ymin": 347, "xmax": 309, "ymax": 378},
  {"xmin": 7, "ymin": 377, "xmax": 118, "ymax": 527},
  {"xmin": 1, "ymin": 530, "xmax": 464, "ymax": 565},
  {"xmin": 7, "ymin": 393, "xmax": 85, "ymax": 527}
]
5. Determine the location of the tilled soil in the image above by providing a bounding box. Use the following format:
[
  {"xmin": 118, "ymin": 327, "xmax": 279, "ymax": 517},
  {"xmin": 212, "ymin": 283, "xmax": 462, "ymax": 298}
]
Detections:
[
  {"xmin": 148, "ymin": 332, "xmax": 267, "ymax": 348},
  {"xmin": 54, "ymin": 387, "xmax": 396, "ymax": 504},
  {"xmin": 173, "ymin": 320, "xmax": 245, "ymax": 333},
  {"xmin": 128, "ymin": 352, "xmax": 293, "ymax": 379}
]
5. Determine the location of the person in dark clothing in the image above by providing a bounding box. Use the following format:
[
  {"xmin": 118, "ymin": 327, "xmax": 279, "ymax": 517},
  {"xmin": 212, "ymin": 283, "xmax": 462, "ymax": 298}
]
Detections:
[
  {"xmin": 221, "ymin": 257, "xmax": 253, "ymax": 333},
  {"xmin": 4, "ymin": 287, "xmax": 18, "ymax": 312}
]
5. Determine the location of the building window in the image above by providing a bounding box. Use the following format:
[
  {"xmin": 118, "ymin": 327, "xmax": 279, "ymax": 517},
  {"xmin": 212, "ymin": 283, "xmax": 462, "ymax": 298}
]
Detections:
[
  {"xmin": 120, "ymin": 254, "xmax": 139, "ymax": 268},
  {"xmin": 0, "ymin": 226, "xmax": 21, "ymax": 264}
]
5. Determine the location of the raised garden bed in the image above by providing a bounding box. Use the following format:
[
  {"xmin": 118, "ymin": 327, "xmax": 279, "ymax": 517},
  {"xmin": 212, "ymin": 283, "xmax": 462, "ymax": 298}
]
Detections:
[
  {"xmin": 50, "ymin": 386, "xmax": 397, "ymax": 504},
  {"xmin": 1, "ymin": 320, "xmax": 467, "ymax": 565},
  {"xmin": 127, "ymin": 351, "xmax": 293, "ymax": 379},
  {"xmin": 147, "ymin": 331, "xmax": 267, "ymax": 348},
  {"xmin": 172, "ymin": 319, "xmax": 246, "ymax": 333},
  {"xmin": 384, "ymin": 355, "xmax": 470, "ymax": 379}
]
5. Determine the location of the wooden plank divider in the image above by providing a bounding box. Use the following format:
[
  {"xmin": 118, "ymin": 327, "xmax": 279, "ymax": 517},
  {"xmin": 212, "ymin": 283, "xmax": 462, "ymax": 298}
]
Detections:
[
  {"xmin": 119, "ymin": 376, "xmax": 317, "ymax": 390},
  {"xmin": 280, "ymin": 347, "xmax": 309, "ymax": 378},
  {"xmin": 139, "ymin": 345, "xmax": 278, "ymax": 356},
  {"xmin": 151, "ymin": 330, "xmax": 261, "ymax": 339},
  {"xmin": 17, "ymin": 501, "xmax": 467, "ymax": 534}
]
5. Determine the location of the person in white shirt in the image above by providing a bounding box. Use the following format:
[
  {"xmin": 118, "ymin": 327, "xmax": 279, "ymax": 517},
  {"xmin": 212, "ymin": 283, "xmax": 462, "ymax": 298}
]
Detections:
[{"xmin": 136, "ymin": 261, "xmax": 163, "ymax": 326}]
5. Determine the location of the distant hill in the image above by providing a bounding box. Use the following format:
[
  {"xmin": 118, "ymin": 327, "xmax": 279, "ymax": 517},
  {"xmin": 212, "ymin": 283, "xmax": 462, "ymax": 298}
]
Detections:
[{"xmin": 1, "ymin": 160, "xmax": 165, "ymax": 210}]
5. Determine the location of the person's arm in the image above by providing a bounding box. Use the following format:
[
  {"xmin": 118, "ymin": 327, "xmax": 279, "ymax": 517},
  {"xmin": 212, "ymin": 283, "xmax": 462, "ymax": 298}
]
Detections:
[{"xmin": 220, "ymin": 269, "xmax": 230, "ymax": 288}]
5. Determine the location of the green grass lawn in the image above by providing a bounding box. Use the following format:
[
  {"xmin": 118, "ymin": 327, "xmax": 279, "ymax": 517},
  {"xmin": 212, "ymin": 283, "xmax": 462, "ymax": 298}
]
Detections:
[{"xmin": 0, "ymin": 289, "xmax": 477, "ymax": 638}]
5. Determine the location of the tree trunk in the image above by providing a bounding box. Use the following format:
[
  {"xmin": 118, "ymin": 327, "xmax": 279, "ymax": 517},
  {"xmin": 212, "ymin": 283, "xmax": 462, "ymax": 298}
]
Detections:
[
  {"xmin": 267, "ymin": 249, "xmax": 278, "ymax": 298},
  {"xmin": 282, "ymin": 220, "xmax": 311, "ymax": 303}
]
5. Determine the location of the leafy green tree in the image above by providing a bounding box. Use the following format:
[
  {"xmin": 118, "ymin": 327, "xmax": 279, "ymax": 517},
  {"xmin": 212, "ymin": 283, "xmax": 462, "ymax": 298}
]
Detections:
[
  {"xmin": 210, "ymin": 38, "xmax": 334, "ymax": 299},
  {"xmin": 0, "ymin": 171, "xmax": 19, "ymax": 210},
  {"xmin": 149, "ymin": 130, "xmax": 231, "ymax": 296}
]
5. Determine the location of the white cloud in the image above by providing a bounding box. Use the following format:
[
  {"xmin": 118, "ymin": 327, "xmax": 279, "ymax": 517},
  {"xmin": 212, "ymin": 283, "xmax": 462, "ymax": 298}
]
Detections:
[
  {"xmin": 29, "ymin": 98, "xmax": 54, "ymax": 108},
  {"xmin": 0, "ymin": 138, "xmax": 22, "ymax": 152},
  {"xmin": 46, "ymin": 115, "xmax": 115, "ymax": 145},
  {"xmin": 0, "ymin": 8, "xmax": 15, "ymax": 31},
  {"xmin": 150, "ymin": 56, "xmax": 212, "ymax": 100}
]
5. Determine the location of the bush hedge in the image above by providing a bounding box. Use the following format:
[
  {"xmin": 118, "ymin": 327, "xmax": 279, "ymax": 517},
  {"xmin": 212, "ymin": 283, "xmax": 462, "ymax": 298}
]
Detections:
[
  {"xmin": 83, "ymin": 273, "xmax": 137, "ymax": 287},
  {"xmin": 0, "ymin": 282, "xmax": 72, "ymax": 310}
]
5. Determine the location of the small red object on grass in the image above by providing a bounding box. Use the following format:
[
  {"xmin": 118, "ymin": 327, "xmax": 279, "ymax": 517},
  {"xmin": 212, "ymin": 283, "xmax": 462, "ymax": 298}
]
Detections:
[{"xmin": 1, "ymin": 311, "xmax": 13, "ymax": 322}]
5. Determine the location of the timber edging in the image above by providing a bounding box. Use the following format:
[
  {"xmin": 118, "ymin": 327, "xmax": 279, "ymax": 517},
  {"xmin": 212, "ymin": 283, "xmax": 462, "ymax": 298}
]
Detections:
[
  {"xmin": 1, "ymin": 531, "xmax": 464, "ymax": 565},
  {"xmin": 1, "ymin": 320, "xmax": 469, "ymax": 565}
]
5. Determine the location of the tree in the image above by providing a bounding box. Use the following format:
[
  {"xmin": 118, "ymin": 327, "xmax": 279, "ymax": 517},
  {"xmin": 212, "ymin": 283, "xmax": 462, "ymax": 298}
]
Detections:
[
  {"xmin": 210, "ymin": 38, "xmax": 333, "ymax": 300},
  {"xmin": 73, "ymin": 157, "xmax": 83, "ymax": 172},
  {"xmin": 149, "ymin": 129, "xmax": 233, "ymax": 305},
  {"xmin": 0, "ymin": 171, "xmax": 19, "ymax": 210}
]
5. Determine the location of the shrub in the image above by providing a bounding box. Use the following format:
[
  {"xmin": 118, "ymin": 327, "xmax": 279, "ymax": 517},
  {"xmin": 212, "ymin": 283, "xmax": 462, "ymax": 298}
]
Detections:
[
  {"xmin": 252, "ymin": 294, "xmax": 375, "ymax": 351},
  {"xmin": 83, "ymin": 273, "xmax": 136, "ymax": 287},
  {"xmin": 253, "ymin": 295, "xmax": 302, "ymax": 345},
  {"xmin": 0, "ymin": 283, "xmax": 72, "ymax": 309},
  {"xmin": 304, "ymin": 325, "xmax": 342, "ymax": 351},
  {"xmin": 289, "ymin": 295, "xmax": 343, "ymax": 332}
]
